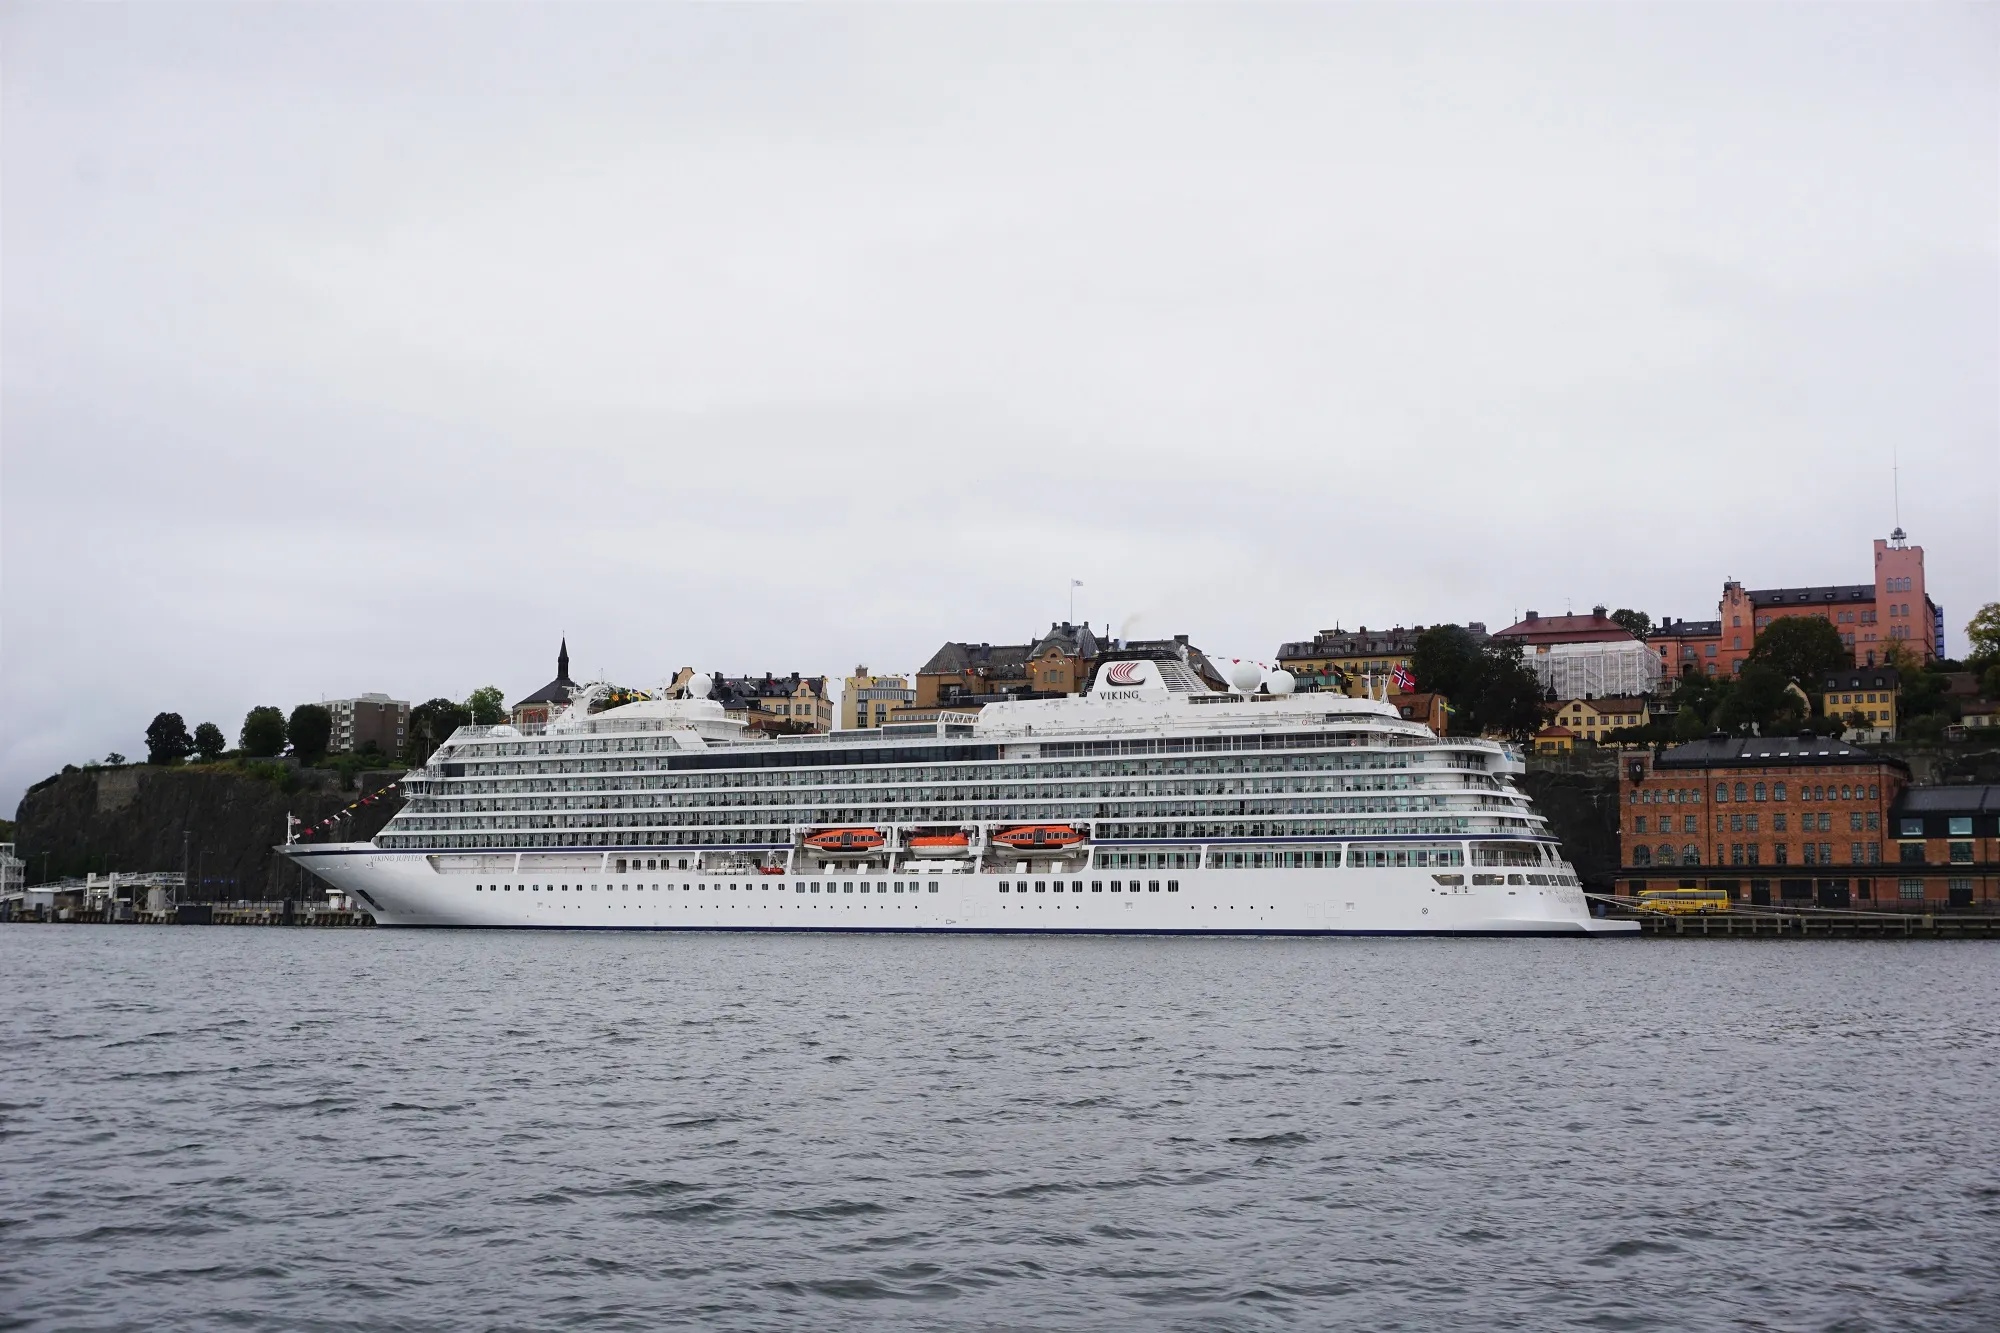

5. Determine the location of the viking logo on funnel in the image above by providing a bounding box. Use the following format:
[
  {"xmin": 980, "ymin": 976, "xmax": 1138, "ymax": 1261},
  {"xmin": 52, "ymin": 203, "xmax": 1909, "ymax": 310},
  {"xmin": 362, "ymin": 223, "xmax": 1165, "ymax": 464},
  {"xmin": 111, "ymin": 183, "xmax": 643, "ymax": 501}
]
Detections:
[{"xmin": 1105, "ymin": 661, "xmax": 1142, "ymax": 685}]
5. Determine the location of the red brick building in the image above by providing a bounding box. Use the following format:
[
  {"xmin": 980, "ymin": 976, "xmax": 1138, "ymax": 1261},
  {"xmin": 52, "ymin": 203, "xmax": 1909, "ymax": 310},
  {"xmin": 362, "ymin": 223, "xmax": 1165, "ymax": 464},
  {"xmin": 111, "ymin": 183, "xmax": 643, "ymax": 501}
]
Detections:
[
  {"xmin": 1646, "ymin": 530, "xmax": 1944, "ymax": 679},
  {"xmin": 1648, "ymin": 616, "xmax": 1722, "ymax": 678},
  {"xmin": 1619, "ymin": 735, "xmax": 1909, "ymax": 907},
  {"xmin": 1890, "ymin": 786, "xmax": 2000, "ymax": 910}
]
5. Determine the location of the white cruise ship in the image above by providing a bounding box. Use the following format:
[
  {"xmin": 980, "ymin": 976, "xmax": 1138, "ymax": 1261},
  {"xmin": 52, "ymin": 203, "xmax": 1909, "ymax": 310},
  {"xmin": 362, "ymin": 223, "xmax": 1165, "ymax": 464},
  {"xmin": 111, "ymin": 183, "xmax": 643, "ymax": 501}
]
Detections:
[{"xmin": 280, "ymin": 651, "xmax": 1633, "ymax": 935}]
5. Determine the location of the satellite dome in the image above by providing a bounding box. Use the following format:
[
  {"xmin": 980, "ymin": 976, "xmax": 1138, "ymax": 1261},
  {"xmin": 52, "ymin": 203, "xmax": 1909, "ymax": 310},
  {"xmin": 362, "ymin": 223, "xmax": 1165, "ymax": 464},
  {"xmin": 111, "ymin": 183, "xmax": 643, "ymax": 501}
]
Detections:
[
  {"xmin": 688, "ymin": 673, "xmax": 714, "ymax": 699},
  {"xmin": 490, "ymin": 724, "xmax": 520, "ymax": 737},
  {"xmin": 1229, "ymin": 660, "xmax": 1263, "ymax": 693},
  {"xmin": 1268, "ymin": 669, "xmax": 1296, "ymax": 695}
]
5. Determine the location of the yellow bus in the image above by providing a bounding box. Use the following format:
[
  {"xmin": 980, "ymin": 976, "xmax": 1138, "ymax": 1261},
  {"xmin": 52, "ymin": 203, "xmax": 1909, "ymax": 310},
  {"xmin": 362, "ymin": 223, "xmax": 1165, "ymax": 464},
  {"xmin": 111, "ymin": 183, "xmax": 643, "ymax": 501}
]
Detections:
[{"xmin": 1636, "ymin": 887, "xmax": 1731, "ymax": 915}]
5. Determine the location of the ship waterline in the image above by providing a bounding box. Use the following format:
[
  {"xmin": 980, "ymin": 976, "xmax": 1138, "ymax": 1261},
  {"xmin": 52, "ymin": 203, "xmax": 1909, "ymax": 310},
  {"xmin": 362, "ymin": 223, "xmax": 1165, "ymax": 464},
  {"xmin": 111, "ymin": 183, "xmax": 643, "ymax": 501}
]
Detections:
[{"xmin": 282, "ymin": 653, "xmax": 1635, "ymax": 936}]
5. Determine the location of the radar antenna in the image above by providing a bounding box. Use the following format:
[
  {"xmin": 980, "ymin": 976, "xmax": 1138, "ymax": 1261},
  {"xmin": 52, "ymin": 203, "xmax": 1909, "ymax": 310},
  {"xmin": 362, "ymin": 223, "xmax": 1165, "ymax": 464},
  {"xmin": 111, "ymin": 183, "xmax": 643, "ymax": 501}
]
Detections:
[{"xmin": 1890, "ymin": 448, "xmax": 1905, "ymax": 545}]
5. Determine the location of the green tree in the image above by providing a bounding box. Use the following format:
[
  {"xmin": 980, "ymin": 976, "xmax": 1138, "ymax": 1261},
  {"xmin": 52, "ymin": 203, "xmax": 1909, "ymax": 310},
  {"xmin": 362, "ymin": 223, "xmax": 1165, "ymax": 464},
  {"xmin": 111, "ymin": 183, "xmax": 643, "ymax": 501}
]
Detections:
[
  {"xmin": 1902, "ymin": 712, "xmax": 1947, "ymax": 743},
  {"xmin": 1982, "ymin": 664, "xmax": 2000, "ymax": 699},
  {"xmin": 1746, "ymin": 616, "xmax": 1850, "ymax": 689},
  {"xmin": 1410, "ymin": 625, "xmax": 1483, "ymax": 702},
  {"xmin": 192, "ymin": 721, "xmax": 227, "ymax": 761},
  {"xmin": 1965, "ymin": 602, "xmax": 2000, "ymax": 666},
  {"xmin": 466, "ymin": 685, "xmax": 507, "ymax": 725},
  {"xmin": 1899, "ymin": 664, "xmax": 1950, "ymax": 721},
  {"xmin": 1672, "ymin": 672, "xmax": 1729, "ymax": 726},
  {"xmin": 1609, "ymin": 608, "xmax": 1653, "ymax": 638},
  {"xmin": 1469, "ymin": 640, "xmax": 1546, "ymax": 739},
  {"xmin": 1671, "ymin": 705, "xmax": 1711, "ymax": 740},
  {"xmin": 1715, "ymin": 662, "xmax": 1793, "ymax": 733},
  {"xmin": 145, "ymin": 712, "xmax": 194, "ymax": 766},
  {"xmin": 1404, "ymin": 625, "xmax": 1552, "ymax": 738},
  {"xmin": 407, "ymin": 697, "xmax": 473, "ymax": 764},
  {"xmin": 288, "ymin": 704, "xmax": 333, "ymax": 764},
  {"xmin": 241, "ymin": 706, "xmax": 288, "ymax": 758}
]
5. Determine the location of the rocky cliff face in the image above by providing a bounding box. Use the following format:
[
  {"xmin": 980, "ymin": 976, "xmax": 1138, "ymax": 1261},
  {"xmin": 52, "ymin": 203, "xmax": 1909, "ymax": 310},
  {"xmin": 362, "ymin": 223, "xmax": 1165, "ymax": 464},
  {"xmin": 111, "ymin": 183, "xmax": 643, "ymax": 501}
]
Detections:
[
  {"xmin": 1519, "ymin": 769, "xmax": 1622, "ymax": 889},
  {"xmin": 13, "ymin": 765, "xmax": 404, "ymax": 899}
]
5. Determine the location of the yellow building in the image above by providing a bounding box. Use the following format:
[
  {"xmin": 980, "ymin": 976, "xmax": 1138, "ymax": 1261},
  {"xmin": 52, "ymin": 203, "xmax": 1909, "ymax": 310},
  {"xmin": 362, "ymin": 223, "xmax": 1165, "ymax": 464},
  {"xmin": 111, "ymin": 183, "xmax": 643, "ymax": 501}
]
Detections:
[
  {"xmin": 1818, "ymin": 666, "xmax": 1899, "ymax": 742},
  {"xmin": 714, "ymin": 672, "xmax": 833, "ymax": 733},
  {"xmin": 1275, "ymin": 625, "xmax": 1435, "ymax": 695},
  {"xmin": 1534, "ymin": 725, "xmax": 1575, "ymax": 753},
  {"xmin": 1549, "ymin": 696, "xmax": 1653, "ymax": 745},
  {"xmin": 842, "ymin": 668, "xmax": 916, "ymax": 730}
]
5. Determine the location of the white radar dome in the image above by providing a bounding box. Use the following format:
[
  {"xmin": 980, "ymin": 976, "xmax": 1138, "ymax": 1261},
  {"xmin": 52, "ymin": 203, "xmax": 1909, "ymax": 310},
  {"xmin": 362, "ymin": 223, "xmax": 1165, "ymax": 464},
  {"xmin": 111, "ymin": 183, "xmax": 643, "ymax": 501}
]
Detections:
[
  {"xmin": 687, "ymin": 673, "xmax": 713, "ymax": 699},
  {"xmin": 1267, "ymin": 669, "xmax": 1296, "ymax": 695},
  {"xmin": 490, "ymin": 724, "xmax": 521, "ymax": 737},
  {"xmin": 1229, "ymin": 660, "xmax": 1263, "ymax": 693}
]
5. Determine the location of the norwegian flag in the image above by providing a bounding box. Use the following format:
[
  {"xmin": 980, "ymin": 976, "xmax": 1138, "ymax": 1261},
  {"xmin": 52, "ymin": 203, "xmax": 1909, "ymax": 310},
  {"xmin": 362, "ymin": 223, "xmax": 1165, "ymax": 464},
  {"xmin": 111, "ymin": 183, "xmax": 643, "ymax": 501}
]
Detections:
[{"xmin": 1392, "ymin": 664, "xmax": 1416, "ymax": 693}]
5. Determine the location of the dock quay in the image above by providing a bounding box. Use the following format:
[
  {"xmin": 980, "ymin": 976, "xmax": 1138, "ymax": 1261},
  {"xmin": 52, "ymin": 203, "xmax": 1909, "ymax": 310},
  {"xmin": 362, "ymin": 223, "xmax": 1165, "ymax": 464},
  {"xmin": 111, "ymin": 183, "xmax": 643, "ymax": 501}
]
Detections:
[{"xmin": 1604, "ymin": 908, "xmax": 2000, "ymax": 938}]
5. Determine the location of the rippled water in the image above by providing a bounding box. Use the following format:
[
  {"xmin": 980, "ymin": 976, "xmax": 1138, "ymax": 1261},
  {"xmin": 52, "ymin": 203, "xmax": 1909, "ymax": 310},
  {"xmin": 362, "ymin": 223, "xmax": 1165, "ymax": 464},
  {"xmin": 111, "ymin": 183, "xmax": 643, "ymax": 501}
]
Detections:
[{"xmin": 2, "ymin": 928, "xmax": 1995, "ymax": 1331}]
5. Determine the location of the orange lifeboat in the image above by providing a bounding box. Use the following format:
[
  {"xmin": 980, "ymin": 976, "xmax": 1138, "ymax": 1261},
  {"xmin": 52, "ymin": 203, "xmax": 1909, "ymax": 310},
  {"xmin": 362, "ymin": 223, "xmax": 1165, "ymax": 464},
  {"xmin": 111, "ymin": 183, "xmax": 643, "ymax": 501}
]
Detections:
[
  {"xmin": 804, "ymin": 828, "xmax": 886, "ymax": 853},
  {"xmin": 909, "ymin": 832, "xmax": 972, "ymax": 856},
  {"xmin": 992, "ymin": 824, "xmax": 1087, "ymax": 850}
]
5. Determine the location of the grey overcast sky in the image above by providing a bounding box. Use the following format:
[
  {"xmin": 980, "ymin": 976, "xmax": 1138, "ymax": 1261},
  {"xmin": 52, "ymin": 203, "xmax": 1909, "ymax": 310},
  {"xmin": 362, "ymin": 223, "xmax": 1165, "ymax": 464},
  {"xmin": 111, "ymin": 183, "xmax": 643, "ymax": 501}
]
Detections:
[{"xmin": 3, "ymin": 3, "xmax": 1996, "ymax": 810}]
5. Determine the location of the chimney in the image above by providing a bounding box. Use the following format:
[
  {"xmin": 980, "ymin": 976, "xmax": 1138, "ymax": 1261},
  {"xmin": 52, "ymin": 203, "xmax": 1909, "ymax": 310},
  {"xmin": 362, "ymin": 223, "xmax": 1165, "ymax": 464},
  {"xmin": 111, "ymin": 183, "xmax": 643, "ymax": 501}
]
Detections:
[
  {"xmin": 1592, "ymin": 605, "xmax": 1607, "ymax": 619},
  {"xmin": 1525, "ymin": 611, "xmax": 1539, "ymax": 623}
]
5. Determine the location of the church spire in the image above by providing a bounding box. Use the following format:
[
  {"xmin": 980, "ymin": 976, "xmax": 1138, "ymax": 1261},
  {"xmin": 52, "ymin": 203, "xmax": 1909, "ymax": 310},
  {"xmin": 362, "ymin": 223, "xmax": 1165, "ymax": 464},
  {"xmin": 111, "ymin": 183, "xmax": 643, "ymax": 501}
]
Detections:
[{"xmin": 558, "ymin": 637, "xmax": 571, "ymax": 683}]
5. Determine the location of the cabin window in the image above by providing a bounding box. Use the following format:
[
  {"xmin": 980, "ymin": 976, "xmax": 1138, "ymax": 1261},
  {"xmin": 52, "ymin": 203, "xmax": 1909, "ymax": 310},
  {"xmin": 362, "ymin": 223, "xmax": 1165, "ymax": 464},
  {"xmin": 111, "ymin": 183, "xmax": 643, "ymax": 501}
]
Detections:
[
  {"xmin": 1092, "ymin": 881, "xmax": 1103, "ymax": 892},
  {"xmin": 1035, "ymin": 882, "xmax": 1047, "ymax": 893},
  {"xmin": 1168, "ymin": 880, "xmax": 1179, "ymax": 892},
  {"xmin": 1111, "ymin": 881, "xmax": 1122, "ymax": 892},
  {"xmin": 844, "ymin": 884, "xmax": 853, "ymax": 893},
  {"xmin": 1149, "ymin": 881, "xmax": 1161, "ymax": 892}
]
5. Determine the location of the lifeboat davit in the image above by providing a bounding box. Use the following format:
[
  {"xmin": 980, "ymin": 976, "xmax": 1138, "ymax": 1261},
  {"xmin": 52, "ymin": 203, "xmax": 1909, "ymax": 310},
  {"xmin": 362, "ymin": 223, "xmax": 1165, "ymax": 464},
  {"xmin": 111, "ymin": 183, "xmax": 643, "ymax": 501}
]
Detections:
[
  {"xmin": 804, "ymin": 828, "xmax": 886, "ymax": 852},
  {"xmin": 909, "ymin": 832, "xmax": 972, "ymax": 856},
  {"xmin": 992, "ymin": 824, "xmax": 1087, "ymax": 850}
]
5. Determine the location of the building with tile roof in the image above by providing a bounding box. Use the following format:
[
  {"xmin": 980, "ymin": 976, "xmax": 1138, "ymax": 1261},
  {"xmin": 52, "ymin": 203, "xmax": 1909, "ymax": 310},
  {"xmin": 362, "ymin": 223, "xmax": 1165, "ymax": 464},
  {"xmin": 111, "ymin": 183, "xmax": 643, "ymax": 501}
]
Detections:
[
  {"xmin": 1495, "ymin": 608, "xmax": 1659, "ymax": 697},
  {"xmin": 510, "ymin": 640, "xmax": 579, "ymax": 727}
]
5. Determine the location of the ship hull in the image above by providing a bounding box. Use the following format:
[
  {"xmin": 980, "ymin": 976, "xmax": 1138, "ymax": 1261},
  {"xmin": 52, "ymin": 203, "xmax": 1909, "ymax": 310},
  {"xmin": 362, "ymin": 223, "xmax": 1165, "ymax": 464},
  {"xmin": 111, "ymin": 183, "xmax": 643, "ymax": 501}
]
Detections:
[{"xmin": 283, "ymin": 844, "xmax": 1636, "ymax": 935}]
